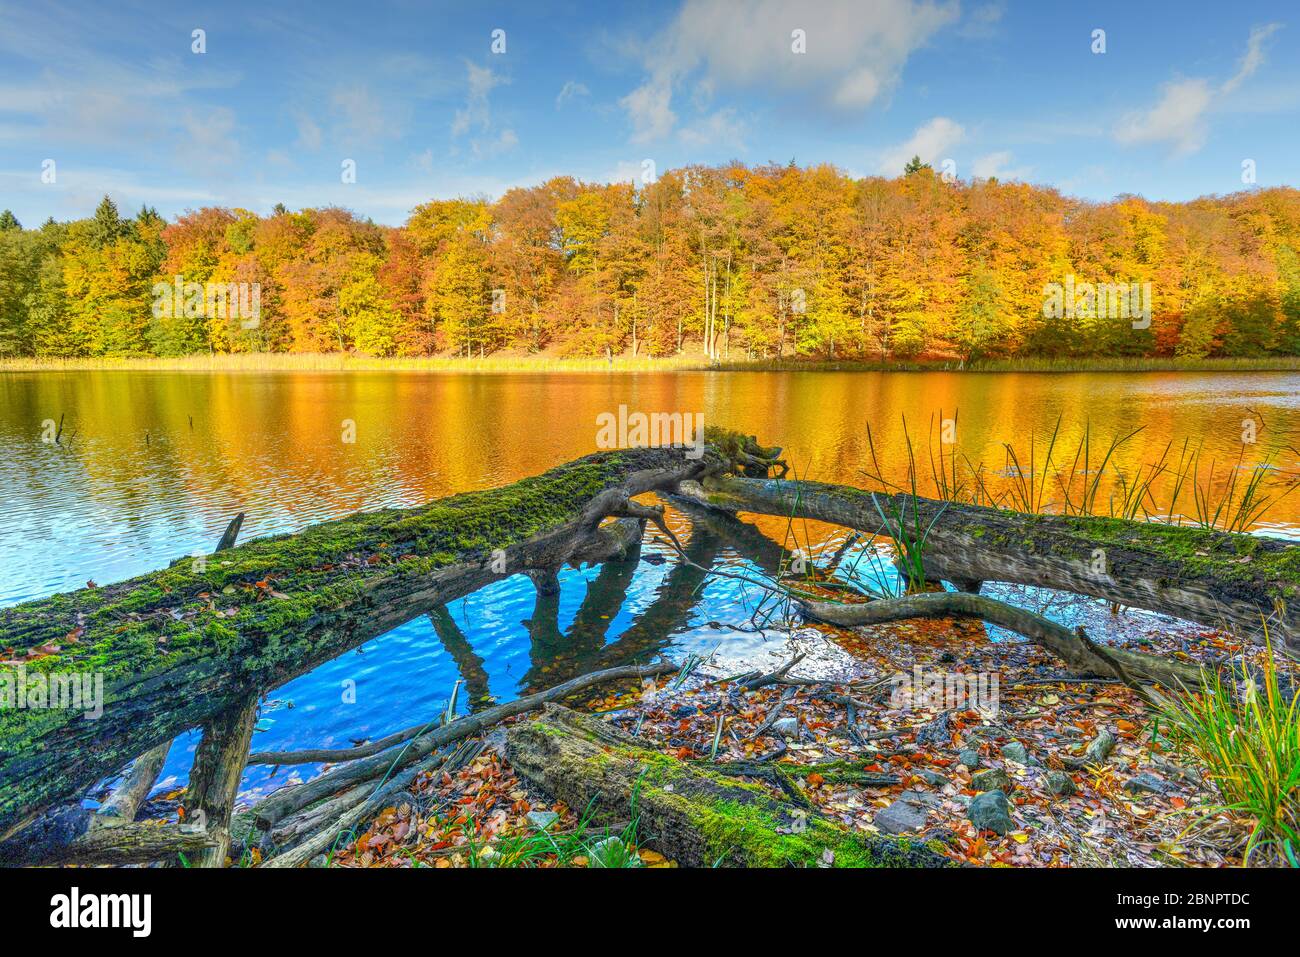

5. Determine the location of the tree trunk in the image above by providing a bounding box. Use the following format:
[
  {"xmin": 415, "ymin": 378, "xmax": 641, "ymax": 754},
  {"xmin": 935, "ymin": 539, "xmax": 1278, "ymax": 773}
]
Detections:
[
  {"xmin": 506, "ymin": 704, "xmax": 952, "ymax": 868},
  {"xmin": 183, "ymin": 692, "xmax": 259, "ymax": 867},
  {"xmin": 684, "ymin": 477, "xmax": 1300, "ymax": 653}
]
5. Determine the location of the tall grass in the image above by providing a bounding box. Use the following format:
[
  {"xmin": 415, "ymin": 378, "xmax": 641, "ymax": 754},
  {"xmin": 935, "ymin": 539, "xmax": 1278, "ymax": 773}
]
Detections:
[
  {"xmin": 860, "ymin": 413, "xmax": 1300, "ymax": 534},
  {"xmin": 859, "ymin": 418, "xmax": 949, "ymax": 595},
  {"xmin": 1153, "ymin": 642, "xmax": 1300, "ymax": 867},
  {"xmin": 461, "ymin": 782, "xmax": 646, "ymax": 868}
]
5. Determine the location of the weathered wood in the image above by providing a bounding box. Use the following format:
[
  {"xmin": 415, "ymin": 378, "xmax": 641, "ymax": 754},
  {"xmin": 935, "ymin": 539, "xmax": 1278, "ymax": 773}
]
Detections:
[
  {"xmin": 215, "ymin": 513, "xmax": 245, "ymax": 552},
  {"xmin": 685, "ymin": 477, "xmax": 1300, "ymax": 652},
  {"xmin": 268, "ymin": 781, "xmax": 372, "ymax": 849},
  {"xmin": 90, "ymin": 740, "xmax": 172, "ymax": 829},
  {"xmin": 183, "ymin": 692, "xmax": 259, "ymax": 867},
  {"xmin": 799, "ymin": 591, "xmax": 1209, "ymax": 691},
  {"xmin": 261, "ymin": 751, "xmax": 440, "ymax": 868},
  {"xmin": 0, "ymin": 439, "xmax": 766, "ymax": 838},
  {"xmin": 0, "ymin": 814, "xmax": 218, "ymax": 867},
  {"xmin": 505, "ymin": 704, "xmax": 952, "ymax": 868}
]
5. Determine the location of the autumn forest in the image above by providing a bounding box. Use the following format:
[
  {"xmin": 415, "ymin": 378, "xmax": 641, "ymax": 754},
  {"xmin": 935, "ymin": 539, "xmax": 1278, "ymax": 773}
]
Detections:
[{"xmin": 2, "ymin": 161, "xmax": 1300, "ymax": 364}]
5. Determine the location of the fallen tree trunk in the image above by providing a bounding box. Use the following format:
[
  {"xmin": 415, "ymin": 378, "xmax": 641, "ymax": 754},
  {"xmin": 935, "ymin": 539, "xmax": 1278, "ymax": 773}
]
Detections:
[
  {"xmin": 798, "ymin": 591, "xmax": 1208, "ymax": 691},
  {"xmin": 0, "ymin": 437, "xmax": 767, "ymax": 838},
  {"xmin": 505, "ymin": 704, "xmax": 952, "ymax": 868},
  {"xmin": 0, "ymin": 816, "xmax": 218, "ymax": 867},
  {"xmin": 684, "ymin": 477, "xmax": 1300, "ymax": 653}
]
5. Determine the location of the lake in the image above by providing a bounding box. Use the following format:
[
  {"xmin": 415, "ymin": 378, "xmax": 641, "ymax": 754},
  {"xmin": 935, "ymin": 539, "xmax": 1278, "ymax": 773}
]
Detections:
[{"xmin": 2, "ymin": 369, "xmax": 1298, "ymax": 801}]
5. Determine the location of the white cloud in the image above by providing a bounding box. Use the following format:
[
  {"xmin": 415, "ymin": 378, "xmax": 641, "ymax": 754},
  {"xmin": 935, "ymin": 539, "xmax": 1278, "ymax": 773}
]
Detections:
[
  {"xmin": 295, "ymin": 114, "xmax": 323, "ymax": 152},
  {"xmin": 971, "ymin": 150, "xmax": 1031, "ymax": 181},
  {"xmin": 1114, "ymin": 24, "xmax": 1282, "ymax": 156},
  {"xmin": 473, "ymin": 128, "xmax": 519, "ymax": 159},
  {"xmin": 453, "ymin": 62, "xmax": 508, "ymax": 137},
  {"xmin": 957, "ymin": 2, "xmax": 1005, "ymax": 39},
  {"xmin": 621, "ymin": 0, "xmax": 958, "ymax": 141},
  {"xmin": 832, "ymin": 68, "xmax": 882, "ymax": 109},
  {"xmin": 1114, "ymin": 78, "xmax": 1212, "ymax": 156},
  {"xmin": 1221, "ymin": 23, "xmax": 1282, "ymax": 94},
  {"xmin": 620, "ymin": 81, "xmax": 676, "ymax": 144},
  {"xmin": 450, "ymin": 62, "xmax": 517, "ymax": 159},
  {"xmin": 331, "ymin": 87, "xmax": 394, "ymax": 143},
  {"xmin": 180, "ymin": 107, "xmax": 240, "ymax": 170},
  {"xmin": 556, "ymin": 80, "xmax": 590, "ymax": 108},
  {"xmin": 679, "ymin": 108, "xmax": 747, "ymax": 148},
  {"xmin": 877, "ymin": 116, "xmax": 965, "ymax": 174}
]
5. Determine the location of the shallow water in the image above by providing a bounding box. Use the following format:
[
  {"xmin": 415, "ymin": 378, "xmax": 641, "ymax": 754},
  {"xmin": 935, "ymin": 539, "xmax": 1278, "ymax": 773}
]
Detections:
[{"xmin": 1, "ymin": 369, "xmax": 1296, "ymax": 799}]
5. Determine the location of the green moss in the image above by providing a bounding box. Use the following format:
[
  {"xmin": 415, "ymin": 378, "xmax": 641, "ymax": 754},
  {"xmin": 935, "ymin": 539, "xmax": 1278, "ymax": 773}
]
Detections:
[
  {"xmin": 1059, "ymin": 513, "xmax": 1300, "ymax": 586},
  {"xmin": 690, "ymin": 799, "xmax": 882, "ymax": 867}
]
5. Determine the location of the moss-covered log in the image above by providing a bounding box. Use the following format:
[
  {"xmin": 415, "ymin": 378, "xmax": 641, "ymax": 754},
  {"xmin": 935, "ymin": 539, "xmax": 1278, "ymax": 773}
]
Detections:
[
  {"xmin": 505, "ymin": 704, "xmax": 953, "ymax": 868},
  {"xmin": 0, "ymin": 437, "xmax": 776, "ymax": 839},
  {"xmin": 0, "ymin": 809, "xmax": 218, "ymax": 867},
  {"xmin": 685, "ymin": 478, "xmax": 1300, "ymax": 653}
]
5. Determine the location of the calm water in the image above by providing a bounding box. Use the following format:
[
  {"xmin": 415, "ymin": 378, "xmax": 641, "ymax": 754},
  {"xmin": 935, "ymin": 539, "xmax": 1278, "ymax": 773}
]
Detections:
[{"xmin": 2, "ymin": 369, "xmax": 1298, "ymax": 800}]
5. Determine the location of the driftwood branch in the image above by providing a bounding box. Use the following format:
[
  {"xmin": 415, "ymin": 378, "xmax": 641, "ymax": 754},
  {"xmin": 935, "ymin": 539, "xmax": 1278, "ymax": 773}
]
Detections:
[
  {"xmin": 256, "ymin": 660, "xmax": 678, "ymax": 867},
  {"xmin": 90, "ymin": 741, "xmax": 171, "ymax": 829},
  {"xmin": 250, "ymin": 661, "xmax": 677, "ymax": 830},
  {"xmin": 798, "ymin": 591, "xmax": 1210, "ymax": 691}
]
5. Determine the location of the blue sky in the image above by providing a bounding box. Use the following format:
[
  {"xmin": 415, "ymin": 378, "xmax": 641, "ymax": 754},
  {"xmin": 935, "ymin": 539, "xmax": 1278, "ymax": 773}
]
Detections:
[{"xmin": 2, "ymin": 0, "xmax": 1297, "ymax": 226}]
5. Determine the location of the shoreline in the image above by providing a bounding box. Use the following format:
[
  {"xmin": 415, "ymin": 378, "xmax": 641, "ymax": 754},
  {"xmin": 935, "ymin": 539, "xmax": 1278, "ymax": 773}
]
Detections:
[{"xmin": 1, "ymin": 353, "xmax": 1298, "ymax": 375}]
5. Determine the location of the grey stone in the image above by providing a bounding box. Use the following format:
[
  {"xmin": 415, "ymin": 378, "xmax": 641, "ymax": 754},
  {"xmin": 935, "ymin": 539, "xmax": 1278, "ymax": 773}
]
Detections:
[
  {"xmin": 1124, "ymin": 773, "xmax": 1175, "ymax": 796},
  {"xmin": 968, "ymin": 789, "xmax": 1014, "ymax": 835},
  {"xmin": 957, "ymin": 748, "xmax": 981, "ymax": 769},
  {"xmin": 970, "ymin": 768, "xmax": 1012, "ymax": 792},
  {"xmin": 1045, "ymin": 770, "xmax": 1078, "ymax": 797},
  {"xmin": 917, "ymin": 770, "xmax": 949, "ymax": 787},
  {"xmin": 527, "ymin": 810, "xmax": 560, "ymax": 830},
  {"xmin": 874, "ymin": 793, "xmax": 932, "ymax": 834},
  {"xmin": 916, "ymin": 711, "xmax": 953, "ymax": 748},
  {"xmin": 1001, "ymin": 741, "xmax": 1032, "ymax": 764},
  {"xmin": 901, "ymin": 788, "xmax": 943, "ymax": 807},
  {"xmin": 770, "ymin": 716, "xmax": 799, "ymax": 736}
]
